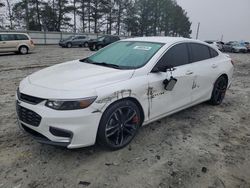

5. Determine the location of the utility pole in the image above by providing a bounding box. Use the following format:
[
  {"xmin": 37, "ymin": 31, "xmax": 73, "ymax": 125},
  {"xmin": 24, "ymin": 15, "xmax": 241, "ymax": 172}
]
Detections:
[
  {"xmin": 220, "ymin": 34, "xmax": 224, "ymax": 42},
  {"xmin": 196, "ymin": 22, "xmax": 200, "ymax": 39},
  {"xmin": 25, "ymin": 0, "xmax": 29, "ymax": 30},
  {"xmin": 73, "ymin": 0, "xmax": 76, "ymax": 33}
]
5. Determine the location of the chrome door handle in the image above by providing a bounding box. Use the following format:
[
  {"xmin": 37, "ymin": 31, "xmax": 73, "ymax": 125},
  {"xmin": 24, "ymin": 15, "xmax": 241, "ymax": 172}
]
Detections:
[
  {"xmin": 186, "ymin": 70, "xmax": 194, "ymax": 75},
  {"xmin": 212, "ymin": 64, "xmax": 218, "ymax": 68}
]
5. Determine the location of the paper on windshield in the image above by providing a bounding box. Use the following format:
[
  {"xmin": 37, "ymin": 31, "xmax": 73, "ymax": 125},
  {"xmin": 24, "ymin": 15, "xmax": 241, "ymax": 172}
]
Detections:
[{"xmin": 133, "ymin": 46, "xmax": 152, "ymax": 51}]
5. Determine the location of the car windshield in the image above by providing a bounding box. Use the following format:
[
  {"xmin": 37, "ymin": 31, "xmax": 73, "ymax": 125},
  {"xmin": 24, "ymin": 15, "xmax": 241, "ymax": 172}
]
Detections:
[
  {"xmin": 64, "ymin": 36, "xmax": 74, "ymax": 40},
  {"xmin": 82, "ymin": 41, "xmax": 164, "ymax": 69},
  {"xmin": 97, "ymin": 36, "xmax": 105, "ymax": 41},
  {"xmin": 232, "ymin": 43, "xmax": 241, "ymax": 47}
]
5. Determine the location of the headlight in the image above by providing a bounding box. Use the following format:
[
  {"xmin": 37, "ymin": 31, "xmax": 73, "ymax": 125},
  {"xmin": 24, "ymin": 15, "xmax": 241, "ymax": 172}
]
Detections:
[{"xmin": 45, "ymin": 97, "xmax": 97, "ymax": 110}]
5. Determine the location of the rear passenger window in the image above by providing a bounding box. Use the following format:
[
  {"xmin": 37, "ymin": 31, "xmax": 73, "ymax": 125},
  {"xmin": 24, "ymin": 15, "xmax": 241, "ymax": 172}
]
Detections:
[
  {"xmin": 1, "ymin": 34, "xmax": 16, "ymax": 41},
  {"xmin": 157, "ymin": 43, "xmax": 189, "ymax": 67},
  {"xmin": 209, "ymin": 47, "xmax": 219, "ymax": 58},
  {"xmin": 16, "ymin": 34, "xmax": 29, "ymax": 40},
  {"xmin": 189, "ymin": 43, "xmax": 211, "ymax": 62}
]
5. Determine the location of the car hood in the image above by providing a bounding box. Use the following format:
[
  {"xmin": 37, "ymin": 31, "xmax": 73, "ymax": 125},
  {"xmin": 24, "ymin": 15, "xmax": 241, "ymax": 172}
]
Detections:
[
  {"xmin": 88, "ymin": 39, "xmax": 98, "ymax": 43},
  {"xmin": 28, "ymin": 60, "xmax": 135, "ymax": 91}
]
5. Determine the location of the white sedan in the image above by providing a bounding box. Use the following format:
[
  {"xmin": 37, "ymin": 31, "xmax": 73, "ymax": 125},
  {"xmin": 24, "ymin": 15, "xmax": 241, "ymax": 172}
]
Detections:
[{"xmin": 16, "ymin": 37, "xmax": 234, "ymax": 150}]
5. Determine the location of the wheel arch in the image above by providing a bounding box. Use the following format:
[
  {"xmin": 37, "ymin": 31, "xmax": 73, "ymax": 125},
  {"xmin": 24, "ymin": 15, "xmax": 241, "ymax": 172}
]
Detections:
[
  {"xmin": 101, "ymin": 97, "xmax": 145, "ymax": 126},
  {"xmin": 18, "ymin": 44, "xmax": 29, "ymax": 51},
  {"xmin": 215, "ymin": 73, "xmax": 229, "ymax": 86}
]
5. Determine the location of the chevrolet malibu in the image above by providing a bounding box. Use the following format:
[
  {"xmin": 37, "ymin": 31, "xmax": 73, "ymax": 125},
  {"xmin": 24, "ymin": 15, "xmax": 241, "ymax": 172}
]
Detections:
[{"xmin": 16, "ymin": 37, "xmax": 234, "ymax": 150}]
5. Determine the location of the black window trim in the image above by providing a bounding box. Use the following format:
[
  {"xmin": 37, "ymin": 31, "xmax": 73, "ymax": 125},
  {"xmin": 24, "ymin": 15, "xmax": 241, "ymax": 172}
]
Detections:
[
  {"xmin": 208, "ymin": 46, "xmax": 219, "ymax": 58},
  {"xmin": 0, "ymin": 33, "xmax": 29, "ymax": 41},
  {"xmin": 187, "ymin": 42, "xmax": 218, "ymax": 63},
  {"xmin": 15, "ymin": 34, "xmax": 29, "ymax": 40},
  {"xmin": 151, "ymin": 41, "xmax": 192, "ymax": 72},
  {"xmin": 151, "ymin": 41, "xmax": 221, "ymax": 73}
]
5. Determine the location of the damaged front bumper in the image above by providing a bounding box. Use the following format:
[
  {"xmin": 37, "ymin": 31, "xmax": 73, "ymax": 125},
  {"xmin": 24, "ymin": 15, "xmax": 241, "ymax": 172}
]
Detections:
[{"xmin": 16, "ymin": 99, "xmax": 102, "ymax": 149}]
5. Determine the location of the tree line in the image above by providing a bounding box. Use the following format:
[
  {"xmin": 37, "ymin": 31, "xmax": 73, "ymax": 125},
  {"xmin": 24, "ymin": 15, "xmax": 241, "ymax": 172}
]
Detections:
[{"xmin": 0, "ymin": 0, "xmax": 191, "ymax": 37}]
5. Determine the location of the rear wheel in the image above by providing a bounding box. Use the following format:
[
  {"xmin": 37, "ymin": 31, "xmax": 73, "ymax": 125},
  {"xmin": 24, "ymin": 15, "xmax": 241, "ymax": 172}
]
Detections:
[
  {"xmin": 97, "ymin": 100, "xmax": 141, "ymax": 150},
  {"xmin": 84, "ymin": 42, "xmax": 88, "ymax": 48},
  {"xmin": 19, "ymin": 46, "xmax": 29, "ymax": 55},
  {"xmin": 66, "ymin": 42, "xmax": 72, "ymax": 48},
  {"xmin": 209, "ymin": 76, "xmax": 228, "ymax": 105}
]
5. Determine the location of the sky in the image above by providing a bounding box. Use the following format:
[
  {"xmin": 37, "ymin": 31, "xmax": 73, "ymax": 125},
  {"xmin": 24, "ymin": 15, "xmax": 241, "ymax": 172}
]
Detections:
[{"xmin": 176, "ymin": 0, "xmax": 250, "ymax": 42}]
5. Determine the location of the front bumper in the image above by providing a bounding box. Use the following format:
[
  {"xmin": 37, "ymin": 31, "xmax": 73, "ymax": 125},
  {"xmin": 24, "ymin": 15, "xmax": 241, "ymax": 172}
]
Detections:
[
  {"xmin": 16, "ymin": 98, "xmax": 102, "ymax": 149},
  {"xmin": 59, "ymin": 42, "xmax": 66, "ymax": 47}
]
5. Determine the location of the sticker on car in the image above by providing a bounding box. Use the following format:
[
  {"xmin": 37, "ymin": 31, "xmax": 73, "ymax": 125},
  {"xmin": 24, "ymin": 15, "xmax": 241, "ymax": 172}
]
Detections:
[{"xmin": 133, "ymin": 46, "xmax": 152, "ymax": 51}]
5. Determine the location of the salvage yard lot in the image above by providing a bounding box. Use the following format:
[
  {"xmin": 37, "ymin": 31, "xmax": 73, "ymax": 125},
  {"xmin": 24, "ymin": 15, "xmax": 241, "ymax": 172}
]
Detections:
[{"xmin": 0, "ymin": 45, "xmax": 250, "ymax": 188}]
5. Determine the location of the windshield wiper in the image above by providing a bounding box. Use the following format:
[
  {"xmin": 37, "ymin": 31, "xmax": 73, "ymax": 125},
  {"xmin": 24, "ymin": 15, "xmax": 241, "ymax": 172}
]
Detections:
[
  {"xmin": 80, "ymin": 58, "xmax": 122, "ymax": 69},
  {"xmin": 92, "ymin": 62, "xmax": 121, "ymax": 69},
  {"xmin": 79, "ymin": 58, "xmax": 94, "ymax": 64}
]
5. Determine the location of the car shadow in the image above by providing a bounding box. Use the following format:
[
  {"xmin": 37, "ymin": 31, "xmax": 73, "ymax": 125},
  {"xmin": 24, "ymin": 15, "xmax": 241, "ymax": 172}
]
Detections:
[{"xmin": 0, "ymin": 52, "xmax": 36, "ymax": 57}]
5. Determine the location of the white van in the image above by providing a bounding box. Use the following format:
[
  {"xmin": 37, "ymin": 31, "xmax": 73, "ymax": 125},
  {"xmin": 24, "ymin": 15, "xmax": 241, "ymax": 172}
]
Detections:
[{"xmin": 0, "ymin": 33, "xmax": 35, "ymax": 54}]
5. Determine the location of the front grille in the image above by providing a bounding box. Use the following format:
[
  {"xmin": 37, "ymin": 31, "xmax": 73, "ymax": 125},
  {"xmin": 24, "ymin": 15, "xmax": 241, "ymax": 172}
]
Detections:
[
  {"xmin": 17, "ymin": 88, "xmax": 45, "ymax": 105},
  {"xmin": 16, "ymin": 103, "xmax": 42, "ymax": 127}
]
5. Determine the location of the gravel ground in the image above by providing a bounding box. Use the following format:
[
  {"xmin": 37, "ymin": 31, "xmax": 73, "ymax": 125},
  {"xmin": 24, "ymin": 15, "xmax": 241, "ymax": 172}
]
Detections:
[{"xmin": 0, "ymin": 46, "xmax": 250, "ymax": 188}]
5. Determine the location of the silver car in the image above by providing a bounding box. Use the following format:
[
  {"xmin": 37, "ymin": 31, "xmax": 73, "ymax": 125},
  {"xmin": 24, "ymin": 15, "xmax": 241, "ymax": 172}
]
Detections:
[{"xmin": 59, "ymin": 35, "xmax": 89, "ymax": 48}]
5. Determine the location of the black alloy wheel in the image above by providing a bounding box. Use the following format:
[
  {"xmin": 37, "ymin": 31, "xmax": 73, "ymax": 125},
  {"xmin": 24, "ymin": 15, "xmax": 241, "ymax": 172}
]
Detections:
[
  {"xmin": 209, "ymin": 76, "xmax": 228, "ymax": 105},
  {"xmin": 97, "ymin": 100, "xmax": 141, "ymax": 150}
]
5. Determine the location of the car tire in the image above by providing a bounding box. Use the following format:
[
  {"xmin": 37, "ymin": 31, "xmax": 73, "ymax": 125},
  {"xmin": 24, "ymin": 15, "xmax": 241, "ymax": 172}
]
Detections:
[
  {"xmin": 97, "ymin": 99, "xmax": 142, "ymax": 150},
  {"xmin": 84, "ymin": 42, "xmax": 88, "ymax": 48},
  {"xmin": 209, "ymin": 76, "xmax": 228, "ymax": 105},
  {"xmin": 89, "ymin": 47, "xmax": 95, "ymax": 51},
  {"xmin": 96, "ymin": 45, "xmax": 102, "ymax": 50},
  {"xmin": 66, "ymin": 42, "xmax": 72, "ymax": 48},
  {"xmin": 92, "ymin": 44, "xmax": 96, "ymax": 51},
  {"xmin": 19, "ymin": 46, "xmax": 29, "ymax": 55}
]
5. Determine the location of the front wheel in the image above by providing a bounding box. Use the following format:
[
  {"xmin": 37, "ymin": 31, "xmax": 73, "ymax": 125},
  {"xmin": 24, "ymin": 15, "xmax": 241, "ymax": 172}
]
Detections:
[
  {"xmin": 96, "ymin": 45, "xmax": 102, "ymax": 50},
  {"xmin": 97, "ymin": 100, "xmax": 142, "ymax": 150},
  {"xmin": 209, "ymin": 76, "xmax": 228, "ymax": 105}
]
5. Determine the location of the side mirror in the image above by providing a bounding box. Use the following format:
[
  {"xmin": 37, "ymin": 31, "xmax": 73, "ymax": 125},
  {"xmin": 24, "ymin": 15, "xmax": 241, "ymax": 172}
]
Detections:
[
  {"xmin": 151, "ymin": 65, "xmax": 175, "ymax": 73},
  {"xmin": 151, "ymin": 66, "xmax": 167, "ymax": 73}
]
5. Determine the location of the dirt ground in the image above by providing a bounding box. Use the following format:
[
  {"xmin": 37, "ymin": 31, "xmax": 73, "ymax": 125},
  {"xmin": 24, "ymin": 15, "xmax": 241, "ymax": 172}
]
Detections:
[{"xmin": 0, "ymin": 46, "xmax": 250, "ymax": 188}]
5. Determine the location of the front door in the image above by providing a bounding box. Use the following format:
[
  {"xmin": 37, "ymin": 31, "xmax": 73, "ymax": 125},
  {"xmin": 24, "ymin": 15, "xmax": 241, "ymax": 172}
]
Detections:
[{"xmin": 146, "ymin": 43, "xmax": 194, "ymax": 120}]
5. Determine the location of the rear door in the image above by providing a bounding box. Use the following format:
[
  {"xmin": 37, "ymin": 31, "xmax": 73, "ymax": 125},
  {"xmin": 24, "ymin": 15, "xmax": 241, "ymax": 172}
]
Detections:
[
  {"xmin": 76, "ymin": 36, "xmax": 87, "ymax": 45},
  {"xmin": 0, "ymin": 34, "xmax": 18, "ymax": 52},
  {"xmin": 188, "ymin": 43, "xmax": 220, "ymax": 103},
  {"xmin": 147, "ymin": 43, "xmax": 194, "ymax": 120},
  {"xmin": 72, "ymin": 36, "xmax": 80, "ymax": 46}
]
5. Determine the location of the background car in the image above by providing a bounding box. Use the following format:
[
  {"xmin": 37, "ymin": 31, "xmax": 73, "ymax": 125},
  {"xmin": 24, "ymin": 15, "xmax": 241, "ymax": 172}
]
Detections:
[
  {"xmin": 0, "ymin": 33, "xmax": 34, "ymax": 54},
  {"xmin": 59, "ymin": 35, "xmax": 89, "ymax": 48},
  {"xmin": 205, "ymin": 40, "xmax": 224, "ymax": 51},
  {"xmin": 223, "ymin": 42, "xmax": 247, "ymax": 53},
  {"xmin": 88, "ymin": 35, "xmax": 120, "ymax": 51},
  {"xmin": 244, "ymin": 42, "xmax": 250, "ymax": 52}
]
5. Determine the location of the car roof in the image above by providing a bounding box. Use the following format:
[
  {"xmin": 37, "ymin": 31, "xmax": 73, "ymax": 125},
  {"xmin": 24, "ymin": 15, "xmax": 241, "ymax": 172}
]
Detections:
[
  {"xmin": 0, "ymin": 32, "xmax": 29, "ymax": 35},
  {"xmin": 122, "ymin": 36, "xmax": 199, "ymax": 44}
]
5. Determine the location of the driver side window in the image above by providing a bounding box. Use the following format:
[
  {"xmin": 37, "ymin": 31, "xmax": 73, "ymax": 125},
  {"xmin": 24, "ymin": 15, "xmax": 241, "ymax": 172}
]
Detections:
[{"xmin": 156, "ymin": 43, "xmax": 189, "ymax": 68}]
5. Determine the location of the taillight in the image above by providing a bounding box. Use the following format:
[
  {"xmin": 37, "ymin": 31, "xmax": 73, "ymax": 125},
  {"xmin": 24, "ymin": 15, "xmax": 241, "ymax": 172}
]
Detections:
[{"xmin": 30, "ymin": 40, "xmax": 34, "ymax": 45}]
